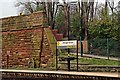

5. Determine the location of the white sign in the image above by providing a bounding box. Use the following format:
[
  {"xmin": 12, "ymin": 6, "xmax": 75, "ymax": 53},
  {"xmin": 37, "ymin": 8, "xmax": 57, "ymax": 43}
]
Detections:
[{"xmin": 57, "ymin": 40, "xmax": 77, "ymax": 49}]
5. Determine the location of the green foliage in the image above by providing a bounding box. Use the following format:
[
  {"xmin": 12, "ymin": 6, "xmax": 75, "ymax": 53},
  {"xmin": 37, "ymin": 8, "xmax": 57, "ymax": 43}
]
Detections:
[
  {"xmin": 112, "ymin": 12, "xmax": 120, "ymax": 40},
  {"xmin": 35, "ymin": 5, "xmax": 44, "ymax": 12},
  {"xmin": 88, "ymin": 7, "xmax": 119, "ymax": 40},
  {"xmin": 55, "ymin": 8, "xmax": 81, "ymax": 39},
  {"xmin": 88, "ymin": 38, "xmax": 120, "ymax": 57},
  {"xmin": 88, "ymin": 19, "xmax": 114, "ymax": 38},
  {"xmin": 70, "ymin": 12, "xmax": 81, "ymax": 39},
  {"xmin": 55, "ymin": 8, "xmax": 65, "ymax": 30},
  {"xmin": 54, "ymin": 2, "xmax": 119, "ymax": 41}
]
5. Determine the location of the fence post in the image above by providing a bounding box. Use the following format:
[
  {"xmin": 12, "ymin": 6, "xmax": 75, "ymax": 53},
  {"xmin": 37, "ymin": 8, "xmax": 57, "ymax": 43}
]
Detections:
[
  {"xmin": 80, "ymin": 36, "xmax": 83, "ymax": 57},
  {"xmin": 107, "ymin": 38, "xmax": 109, "ymax": 60}
]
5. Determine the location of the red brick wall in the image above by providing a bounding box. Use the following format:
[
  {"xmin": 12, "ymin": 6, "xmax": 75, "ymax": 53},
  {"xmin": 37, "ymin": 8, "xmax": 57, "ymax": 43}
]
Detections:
[
  {"xmin": 2, "ymin": 28, "xmax": 53, "ymax": 68},
  {"xmin": 1, "ymin": 12, "xmax": 54, "ymax": 69},
  {"xmin": 1, "ymin": 11, "xmax": 47, "ymax": 31}
]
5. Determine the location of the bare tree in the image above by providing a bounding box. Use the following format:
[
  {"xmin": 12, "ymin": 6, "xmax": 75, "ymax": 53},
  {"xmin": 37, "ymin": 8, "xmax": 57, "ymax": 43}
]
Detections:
[
  {"xmin": 108, "ymin": 0, "xmax": 114, "ymax": 14},
  {"xmin": 95, "ymin": 0, "xmax": 98, "ymax": 16},
  {"xmin": 86, "ymin": 0, "xmax": 94, "ymax": 22},
  {"xmin": 62, "ymin": 0, "xmax": 69, "ymax": 37},
  {"xmin": 81, "ymin": 0, "xmax": 88, "ymax": 40},
  {"xmin": 15, "ymin": 0, "xmax": 43, "ymax": 14},
  {"xmin": 15, "ymin": 0, "xmax": 59, "ymax": 29},
  {"xmin": 105, "ymin": 0, "xmax": 108, "ymax": 15},
  {"xmin": 89, "ymin": 0, "xmax": 94, "ymax": 22}
]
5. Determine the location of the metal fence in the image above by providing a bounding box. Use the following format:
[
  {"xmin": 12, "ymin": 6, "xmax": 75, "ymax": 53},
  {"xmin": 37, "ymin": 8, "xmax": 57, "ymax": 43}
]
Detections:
[{"xmin": 88, "ymin": 38, "xmax": 120, "ymax": 58}]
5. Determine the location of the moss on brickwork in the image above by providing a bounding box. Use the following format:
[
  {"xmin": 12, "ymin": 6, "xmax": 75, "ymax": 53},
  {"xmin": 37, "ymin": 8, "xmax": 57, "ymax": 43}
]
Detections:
[
  {"xmin": 32, "ymin": 34, "xmax": 41, "ymax": 50},
  {"xmin": 6, "ymin": 34, "xmax": 15, "ymax": 46},
  {"xmin": 44, "ymin": 28, "xmax": 56, "ymax": 54},
  {"xmin": 44, "ymin": 28, "xmax": 57, "ymax": 69}
]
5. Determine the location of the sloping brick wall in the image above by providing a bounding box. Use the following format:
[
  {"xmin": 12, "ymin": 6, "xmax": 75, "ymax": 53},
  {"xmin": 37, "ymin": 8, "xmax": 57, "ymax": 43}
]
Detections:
[{"xmin": 1, "ymin": 12, "xmax": 55, "ymax": 69}]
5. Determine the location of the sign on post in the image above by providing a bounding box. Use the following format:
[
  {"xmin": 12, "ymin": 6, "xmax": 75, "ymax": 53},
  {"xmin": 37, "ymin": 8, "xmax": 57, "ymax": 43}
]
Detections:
[
  {"xmin": 56, "ymin": 40, "xmax": 78, "ymax": 71},
  {"xmin": 57, "ymin": 40, "xmax": 77, "ymax": 49}
]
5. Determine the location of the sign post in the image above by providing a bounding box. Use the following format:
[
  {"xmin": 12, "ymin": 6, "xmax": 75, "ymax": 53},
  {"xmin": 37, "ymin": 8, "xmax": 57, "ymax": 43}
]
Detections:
[
  {"xmin": 80, "ymin": 36, "xmax": 83, "ymax": 57},
  {"xmin": 77, "ymin": 40, "xmax": 78, "ymax": 71},
  {"xmin": 57, "ymin": 40, "xmax": 77, "ymax": 49},
  {"xmin": 56, "ymin": 40, "xmax": 78, "ymax": 71},
  {"xmin": 56, "ymin": 42, "xmax": 58, "ymax": 70}
]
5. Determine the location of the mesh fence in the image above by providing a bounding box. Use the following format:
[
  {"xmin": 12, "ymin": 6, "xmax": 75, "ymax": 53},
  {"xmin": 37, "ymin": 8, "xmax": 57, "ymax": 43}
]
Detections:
[{"xmin": 88, "ymin": 38, "xmax": 120, "ymax": 58}]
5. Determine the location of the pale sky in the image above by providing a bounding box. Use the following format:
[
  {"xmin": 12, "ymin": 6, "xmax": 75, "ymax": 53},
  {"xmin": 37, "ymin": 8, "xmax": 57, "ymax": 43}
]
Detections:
[
  {"xmin": 0, "ymin": 0, "xmax": 17, "ymax": 18},
  {"xmin": 0, "ymin": 0, "xmax": 119, "ymax": 18}
]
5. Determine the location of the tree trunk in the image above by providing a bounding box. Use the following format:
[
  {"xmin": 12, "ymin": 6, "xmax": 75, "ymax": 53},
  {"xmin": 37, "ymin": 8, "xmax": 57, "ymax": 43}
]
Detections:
[
  {"xmin": 63, "ymin": 0, "xmax": 69, "ymax": 37},
  {"xmin": 49, "ymin": 2, "xmax": 53, "ymax": 27},
  {"xmin": 89, "ymin": 0, "xmax": 94, "ymax": 22},
  {"xmin": 105, "ymin": 0, "xmax": 108, "ymax": 15},
  {"xmin": 51, "ymin": 2, "xmax": 55, "ymax": 29},
  {"xmin": 42, "ymin": 2, "xmax": 48, "ymax": 21},
  {"xmin": 81, "ymin": 0, "xmax": 88, "ymax": 40},
  {"xmin": 78, "ymin": 0, "xmax": 81, "ymax": 14},
  {"xmin": 108, "ymin": 0, "xmax": 114, "ymax": 21},
  {"xmin": 95, "ymin": 1, "xmax": 98, "ymax": 16}
]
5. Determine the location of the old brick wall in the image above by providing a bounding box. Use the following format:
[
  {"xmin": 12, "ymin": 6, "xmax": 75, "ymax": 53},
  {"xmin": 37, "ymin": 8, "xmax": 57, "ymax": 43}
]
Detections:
[
  {"xmin": 1, "ymin": 11, "xmax": 47, "ymax": 32},
  {"xmin": 1, "ymin": 12, "xmax": 54, "ymax": 69}
]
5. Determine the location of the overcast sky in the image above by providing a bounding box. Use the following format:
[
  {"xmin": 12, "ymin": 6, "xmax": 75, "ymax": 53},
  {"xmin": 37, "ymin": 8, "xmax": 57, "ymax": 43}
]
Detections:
[
  {"xmin": 0, "ymin": 0, "xmax": 17, "ymax": 18},
  {"xmin": 0, "ymin": 0, "xmax": 119, "ymax": 18}
]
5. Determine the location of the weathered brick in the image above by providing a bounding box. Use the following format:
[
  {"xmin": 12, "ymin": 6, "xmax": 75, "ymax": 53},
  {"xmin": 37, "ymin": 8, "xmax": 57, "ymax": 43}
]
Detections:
[{"xmin": 1, "ymin": 12, "xmax": 55, "ymax": 69}]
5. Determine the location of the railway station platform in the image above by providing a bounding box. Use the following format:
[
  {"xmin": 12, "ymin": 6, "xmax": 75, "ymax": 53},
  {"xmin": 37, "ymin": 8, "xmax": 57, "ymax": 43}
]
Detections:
[{"xmin": 0, "ymin": 69, "xmax": 120, "ymax": 80}]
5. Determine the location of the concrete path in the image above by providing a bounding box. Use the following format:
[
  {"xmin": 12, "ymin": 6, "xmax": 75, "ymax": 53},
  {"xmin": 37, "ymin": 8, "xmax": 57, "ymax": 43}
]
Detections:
[{"xmin": 83, "ymin": 54, "xmax": 119, "ymax": 61}]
